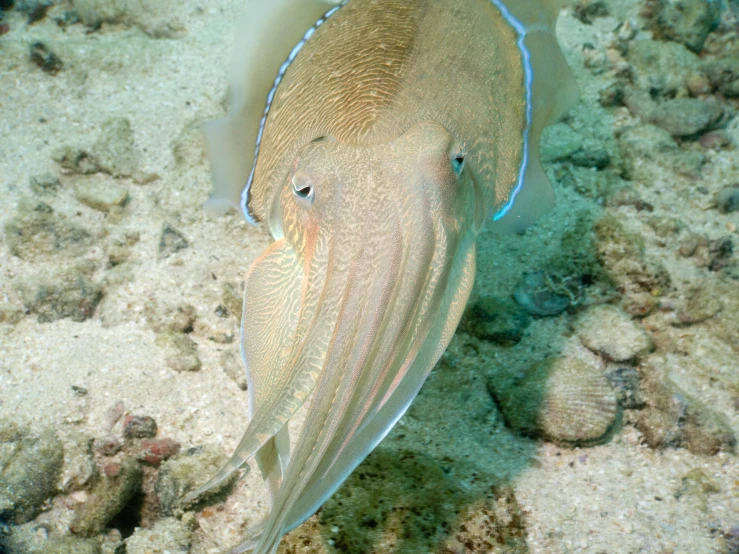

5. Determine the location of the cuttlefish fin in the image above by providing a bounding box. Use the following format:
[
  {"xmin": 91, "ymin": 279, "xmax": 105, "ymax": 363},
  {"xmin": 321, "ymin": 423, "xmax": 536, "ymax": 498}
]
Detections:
[
  {"xmin": 184, "ymin": 239, "xmax": 307, "ymax": 504},
  {"xmin": 204, "ymin": 0, "xmax": 345, "ymax": 223},
  {"xmin": 490, "ymin": 1, "xmax": 578, "ymax": 233}
]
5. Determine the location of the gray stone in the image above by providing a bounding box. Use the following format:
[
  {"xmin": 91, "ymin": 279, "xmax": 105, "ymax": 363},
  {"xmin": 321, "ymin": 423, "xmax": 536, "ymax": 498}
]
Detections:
[
  {"xmin": 0, "ymin": 522, "xmax": 101, "ymax": 554},
  {"xmin": 627, "ymin": 40, "xmax": 699, "ymax": 96},
  {"xmin": 702, "ymin": 57, "xmax": 739, "ymax": 97},
  {"xmin": 220, "ymin": 349, "xmax": 247, "ymax": 390},
  {"xmin": 0, "ymin": 421, "xmax": 64, "ymax": 524},
  {"xmin": 74, "ymin": 177, "xmax": 129, "ymax": 212},
  {"xmin": 575, "ymin": 304, "xmax": 654, "ymax": 362},
  {"xmin": 156, "ymin": 444, "xmax": 235, "ymax": 515},
  {"xmin": 716, "ymin": 185, "xmax": 739, "ymax": 214},
  {"xmin": 158, "ymin": 223, "xmax": 189, "ymax": 258},
  {"xmin": 58, "ymin": 431, "xmax": 97, "ymax": 494},
  {"xmin": 156, "ymin": 331, "xmax": 201, "ymax": 372},
  {"xmin": 465, "ymin": 295, "xmax": 531, "ymax": 346},
  {"xmin": 650, "ymin": 98, "xmax": 724, "ymax": 137},
  {"xmin": 4, "ymin": 201, "xmax": 93, "ymax": 260},
  {"xmin": 635, "ymin": 368, "xmax": 736, "ymax": 456},
  {"xmin": 618, "ymin": 124, "xmax": 704, "ymax": 181},
  {"xmin": 70, "ymin": 458, "xmax": 143, "ymax": 537},
  {"xmin": 655, "ymin": 0, "xmax": 721, "ymax": 53},
  {"xmin": 125, "ymin": 517, "xmax": 193, "ymax": 554},
  {"xmin": 29, "ymin": 174, "xmax": 61, "ymax": 196},
  {"xmin": 91, "ymin": 118, "xmax": 140, "ymax": 178},
  {"xmin": 540, "ymin": 123, "xmax": 585, "ymax": 164},
  {"xmin": 513, "ymin": 271, "xmax": 571, "ymax": 317},
  {"xmin": 18, "ymin": 268, "xmax": 103, "ymax": 323}
]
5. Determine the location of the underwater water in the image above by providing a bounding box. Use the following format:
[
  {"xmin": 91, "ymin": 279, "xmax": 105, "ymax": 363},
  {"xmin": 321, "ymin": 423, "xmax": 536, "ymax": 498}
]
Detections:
[{"xmin": 0, "ymin": 0, "xmax": 738, "ymax": 553}]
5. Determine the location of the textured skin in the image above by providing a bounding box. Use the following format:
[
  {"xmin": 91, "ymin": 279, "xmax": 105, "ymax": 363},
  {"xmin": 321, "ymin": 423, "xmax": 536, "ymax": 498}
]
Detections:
[
  {"xmin": 188, "ymin": 1, "xmax": 576, "ymax": 552},
  {"xmin": 250, "ymin": 0, "xmax": 525, "ymax": 229}
]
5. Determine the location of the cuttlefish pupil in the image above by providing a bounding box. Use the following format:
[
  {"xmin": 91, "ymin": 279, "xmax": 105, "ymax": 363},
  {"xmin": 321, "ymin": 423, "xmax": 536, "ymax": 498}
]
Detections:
[{"xmin": 193, "ymin": 1, "xmax": 578, "ymax": 553}]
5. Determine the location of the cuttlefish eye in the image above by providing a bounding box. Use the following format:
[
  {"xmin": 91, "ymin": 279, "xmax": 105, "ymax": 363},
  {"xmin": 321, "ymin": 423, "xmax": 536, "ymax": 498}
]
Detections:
[
  {"xmin": 450, "ymin": 145, "xmax": 466, "ymax": 176},
  {"xmin": 292, "ymin": 170, "xmax": 315, "ymax": 208}
]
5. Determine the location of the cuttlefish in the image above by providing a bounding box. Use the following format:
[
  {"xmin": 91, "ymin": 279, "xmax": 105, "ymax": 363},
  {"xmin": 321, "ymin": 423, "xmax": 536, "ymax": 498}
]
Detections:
[{"xmin": 187, "ymin": 0, "xmax": 577, "ymax": 552}]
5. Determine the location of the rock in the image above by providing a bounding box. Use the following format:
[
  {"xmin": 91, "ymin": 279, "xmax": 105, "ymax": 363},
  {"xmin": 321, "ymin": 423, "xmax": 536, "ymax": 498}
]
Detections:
[
  {"xmin": 573, "ymin": 0, "xmax": 609, "ymax": 24},
  {"xmin": 540, "ymin": 122, "xmax": 585, "ymax": 164},
  {"xmin": 18, "ymin": 268, "xmax": 103, "ymax": 323},
  {"xmin": 29, "ymin": 40, "xmax": 62, "ymax": 73},
  {"xmin": 464, "ymin": 295, "xmax": 531, "ymax": 346},
  {"xmin": 58, "ymin": 431, "xmax": 96, "ymax": 494},
  {"xmin": 676, "ymin": 282, "xmax": 723, "ymax": 325},
  {"xmin": 438, "ymin": 488, "xmax": 528, "ymax": 554},
  {"xmin": 122, "ymin": 415, "xmax": 157, "ymax": 439},
  {"xmin": 156, "ymin": 445, "xmax": 235, "ymax": 515},
  {"xmin": 156, "ymin": 331, "xmax": 201, "ymax": 372},
  {"xmin": 649, "ymin": 98, "xmax": 724, "ymax": 137},
  {"xmin": 94, "ymin": 435, "xmax": 122, "ymax": 457},
  {"xmin": 221, "ymin": 281, "xmax": 243, "ymax": 318},
  {"xmin": 74, "ymin": 177, "xmax": 129, "ymax": 212},
  {"xmin": 513, "ymin": 271, "xmax": 571, "ymax": 317},
  {"xmin": 220, "ymin": 349, "xmax": 247, "ymax": 390},
  {"xmin": 593, "ymin": 215, "xmax": 672, "ymax": 299},
  {"xmin": 91, "ymin": 118, "xmax": 140, "ymax": 179},
  {"xmin": 73, "ymin": 0, "xmax": 186, "ymax": 38},
  {"xmin": 618, "ymin": 124, "xmax": 704, "ymax": 181},
  {"xmin": 575, "ymin": 304, "xmax": 654, "ymax": 362},
  {"xmin": 145, "ymin": 302, "xmax": 197, "ymax": 333},
  {"xmin": 0, "ymin": 303, "xmax": 24, "ymax": 324},
  {"xmin": 0, "ymin": 522, "xmax": 102, "ymax": 554},
  {"xmin": 29, "ymin": 173, "xmax": 61, "ymax": 196},
  {"xmin": 137, "ymin": 438, "xmax": 181, "ymax": 466},
  {"xmin": 654, "ymin": 0, "xmax": 721, "ymax": 53},
  {"xmin": 627, "ymin": 40, "xmax": 699, "ymax": 97},
  {"xmin": 70, "ymin": 458, "xmax": 143, "ymax": 537},
  {"xmin": 635, "ymin": 367, "xmax": 736, "ymax": 456},
  {"xmin": 702, "ymin": 57, "xmax": 739, "ymax": 97},
  {"xmin": 674, "ymin": 468, "xmax": 720, "ymax": 512},
  {"xmin": 125, "ymin": 517, "xmax": 193, "ymax": 554},
  {"xmin": 16, "ymin": 0, "xmax": 52, "ymax": 23},
  {"xmin": 0, "ymin": 421, "xmax": 64, "ymax": 524},
  {"xmin": 604, "ymin": 366, "xmax": 644, "ymax": 409},
  {"xmin": 489, "ymin": 357, "xmax": 619, "ymax": 446},
  {"xmin": 716, "ymin": 185, "xmax": 739, "ymax": 214},
  {"xmin": 4, "ymin": 201, "xmax": 92, "ymax": 260},
  {"xmin": 158, "ymin": 223, "xmax": 188, "ymax": 258},
  {"xmin": 52, "ymin": 145, "xmax": 100, "ymax": 174}
]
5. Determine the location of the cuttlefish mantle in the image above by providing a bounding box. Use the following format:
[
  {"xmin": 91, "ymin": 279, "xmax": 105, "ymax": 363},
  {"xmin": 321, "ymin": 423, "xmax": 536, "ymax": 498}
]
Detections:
[{"xmin": 191, "ymin": 1, "xmax": 577, "ymax": 552}]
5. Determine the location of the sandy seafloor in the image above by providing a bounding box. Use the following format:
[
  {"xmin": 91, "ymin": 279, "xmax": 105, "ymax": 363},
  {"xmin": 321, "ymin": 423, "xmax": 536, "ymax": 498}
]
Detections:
[{"xmin": 0, "ymin": 0, "xmax": 737, "ymax": 553}]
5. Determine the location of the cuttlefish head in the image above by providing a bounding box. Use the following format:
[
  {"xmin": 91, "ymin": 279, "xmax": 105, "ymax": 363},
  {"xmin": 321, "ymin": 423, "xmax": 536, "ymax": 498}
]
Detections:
[{"xmin": 244, "ymin": 119, "xmax": 483, "ymax": 413}]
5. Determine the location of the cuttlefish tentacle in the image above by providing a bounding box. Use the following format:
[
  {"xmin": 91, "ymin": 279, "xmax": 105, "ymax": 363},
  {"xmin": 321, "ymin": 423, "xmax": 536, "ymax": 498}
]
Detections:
[
  {"xmin": 184, "ymin": 235, "xmax": 344, "ymax": 504},
  {"xmin": 251, "ymin": 216, "xmax": 478, "ymax": 553}
]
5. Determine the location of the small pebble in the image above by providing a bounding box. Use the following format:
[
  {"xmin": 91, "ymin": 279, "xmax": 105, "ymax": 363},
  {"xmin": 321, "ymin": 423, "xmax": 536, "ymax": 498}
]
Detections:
[
  {"xmin": 74, "ymin": 177, "xmax": 129, "ymax": 212},
  {"xmin": 29, "ymin": 173, "xmax": 61, "ymax": 195},
  {"xmin": 605, "ymin": 366, "xmax": 644, "ymax": 409},
  {"xmin": 220, "ymin": 349, "xmax": 247, "ymax": 390},
  {"xmin": 159, "ymin": 223, "xmax": 189, "ymax": 258},
  {"xmin": 574, "ymin": 304, "xmax": 653, "ymax": 362},
  {"xmin": 513, "ymin": 271, "xmax": 571, "ymax": 317},
  {"xmin": 716, "ymin": 185, "xmax": 739, "ymax": 214},
  {"xmin": 123, "ymin": 414, "xmax": 158, "ymax": 439},
  {"xmin": 95, "ymin": 435, "xmax": 122, "ymax": 456},
  {"xmin": 138, "ymin": 438, "xmax": 181, "ymax": 466},
  {"xmin": 465, "ymin": 295, "xmax": 531, "ymax": 346},
  {"xmin": 71, "ymin": 385, "xmax": 88, "ymax": 396},
  {"xmin": 29, "ymin": 41, "xmax": 63, "ymax": 73}
]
